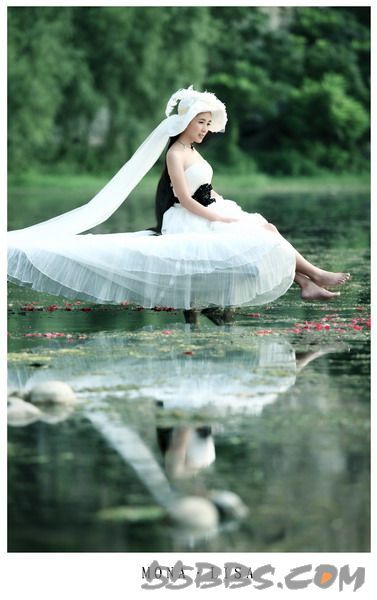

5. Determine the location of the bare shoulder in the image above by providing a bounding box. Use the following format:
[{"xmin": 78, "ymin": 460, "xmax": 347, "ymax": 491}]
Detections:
[{"xmin": 166, "ymin": 145, "xmax": 185, "ymax": 169}]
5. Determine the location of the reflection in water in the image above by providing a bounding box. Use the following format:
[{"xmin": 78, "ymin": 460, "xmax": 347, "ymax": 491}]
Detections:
[
  {"xmin": 7, "ymin": 185, "xmax": 370, "ymax": 551},
  {"xmin": 8, "ymin": 328, "xmax": 359, "ymax": 550},
  {"xmin": 157, "ymin": 426, "xmax": 216, "ymax": 480},
  {"xmin": 9, "ymin": 329, "xmax": 300, "ymax": 415}
]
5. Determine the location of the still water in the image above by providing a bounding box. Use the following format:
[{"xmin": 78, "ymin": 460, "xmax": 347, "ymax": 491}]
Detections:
[{"xmin": 7, "ymin": 186, "xmax": 370, "ymax": 552}]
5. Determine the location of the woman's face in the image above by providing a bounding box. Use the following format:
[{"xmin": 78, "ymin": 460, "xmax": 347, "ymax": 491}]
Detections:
[{"xmin": 185, "ymin": 112, "xmax": 212, "ymax": 144}]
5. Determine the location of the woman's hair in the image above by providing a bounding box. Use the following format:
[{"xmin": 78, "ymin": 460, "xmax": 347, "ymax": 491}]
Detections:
[{"xmin": 151, "ymin": 136, "xmax": 179, "ymax": 233}]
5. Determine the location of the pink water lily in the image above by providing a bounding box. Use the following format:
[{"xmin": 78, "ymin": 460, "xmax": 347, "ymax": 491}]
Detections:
[
  {"xmin": 43, "ymin": 332, "xmax": 66, "ymax": 338},
  {"xmin": 23, "ymin": 331, "xmax": 84, "ymax": 339},
  {"xmin": 288, "ymin": 313, "xmax": 370, "ymax": 335},
  {"xmin": 47, "ymin": 304, "xmax": 59, "ymax": 311},
  {"xmin": 314, "ymin": 323, "xmax": 331, "ymax": 330},
  {"xmin": 21, "ymin": 304, "xmax": 36, "ymax": 311}
]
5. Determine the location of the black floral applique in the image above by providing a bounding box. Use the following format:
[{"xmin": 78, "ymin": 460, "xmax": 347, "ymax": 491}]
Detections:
[{"xmin": 192, "ymin": 183, "xmax": 215, "ymax": 207}]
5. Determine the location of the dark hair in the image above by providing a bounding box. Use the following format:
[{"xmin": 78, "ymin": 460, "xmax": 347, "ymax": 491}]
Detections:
[{"xmin": 150, "ymin": 136, "xmax": 178, "ymax": 233}]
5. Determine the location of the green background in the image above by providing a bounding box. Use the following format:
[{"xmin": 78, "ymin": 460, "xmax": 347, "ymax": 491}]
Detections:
[{"xmin": 8, "ymin": 6, "xmax": 370, "ymax": 177}]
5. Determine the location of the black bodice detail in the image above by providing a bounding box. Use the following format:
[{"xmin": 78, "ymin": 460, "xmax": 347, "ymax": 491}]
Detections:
[{"xmin": 174, "ymin": 183, "xmax": 215, "ymax": 207}]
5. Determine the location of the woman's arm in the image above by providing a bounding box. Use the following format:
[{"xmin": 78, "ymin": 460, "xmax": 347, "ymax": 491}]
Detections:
[{"xmin": 167, "ymin": 151, "xmax": 239, "ymax": 223}]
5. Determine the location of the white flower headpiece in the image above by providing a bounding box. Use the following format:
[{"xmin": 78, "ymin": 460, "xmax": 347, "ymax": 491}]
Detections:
[{"xmin": 165, "ymin": 85, "xmax": 227, "ymax": 133}]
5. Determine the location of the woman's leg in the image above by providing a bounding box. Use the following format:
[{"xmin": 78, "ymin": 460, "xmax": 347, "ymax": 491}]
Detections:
[
  {"xmin": 262, "ymin": 223, "xmax": 350, "ymax": 286},
  {"xmin": 261, "ymin": 222, "xmax": 350, "ymax": 300}
]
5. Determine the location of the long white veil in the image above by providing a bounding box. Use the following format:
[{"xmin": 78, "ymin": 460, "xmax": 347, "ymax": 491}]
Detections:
[
  {"xmin": 8, "ymin": 116, "xmax": 178, "ymax": 241},
  {"xmin": 8, "ymin": 88, "xmax": 227, "ymax": 242}
]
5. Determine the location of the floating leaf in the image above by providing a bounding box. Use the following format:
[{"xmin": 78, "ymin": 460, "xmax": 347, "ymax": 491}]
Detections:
[{"xmin": 96, "ymin": 505, "xmax": 164, "ymax": 523}]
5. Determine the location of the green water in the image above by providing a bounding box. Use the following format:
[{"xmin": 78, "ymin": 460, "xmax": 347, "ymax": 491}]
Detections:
[{"xmin": 7, "ymin": 185, "xmax": 370, "ymax": 552}]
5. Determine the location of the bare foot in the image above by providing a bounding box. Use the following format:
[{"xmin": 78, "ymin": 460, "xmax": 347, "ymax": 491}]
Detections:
[
  {"xmin": 300, "ymin": 279, "xmax": 340, "ymax": 301},
  {"xmin": 311, "ymin": 269, "xmax": 351, "ymax": 288}
]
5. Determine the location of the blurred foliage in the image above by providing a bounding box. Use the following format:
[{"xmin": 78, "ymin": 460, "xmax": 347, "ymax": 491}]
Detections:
[{"xmin": 8, "ymin": 6, "xmax": 370, "ymax": 175}]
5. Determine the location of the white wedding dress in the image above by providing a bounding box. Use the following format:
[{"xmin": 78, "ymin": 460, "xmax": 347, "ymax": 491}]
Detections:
[{"xmin": 7, "ymin": 160, "xmax": 296, "ymax": 309}]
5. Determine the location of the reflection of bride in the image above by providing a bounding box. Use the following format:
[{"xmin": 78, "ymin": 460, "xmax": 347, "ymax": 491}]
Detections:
[
  {"xmin": 8, "ymin": 333, "xmax": 345, "ymax": 547},
  {"xmin": 8, "ymin": 330, "xmax": 339, "ymax": 417},
  {"xmin": 157, "ymin": 426, "xmax": 216, "ymax": 480},
  {"xmin": 8, "ymin": 86, "xmax": 350, "ymax": 309},
  {"xmin": 154, "ymin": 343, "xmax": 343, "ymax": 480}
]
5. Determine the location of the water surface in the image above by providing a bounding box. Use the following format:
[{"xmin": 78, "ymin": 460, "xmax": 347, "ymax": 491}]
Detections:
[{"xmin": 7, "ymin": 187, "xmax": 370, "ymax": 552}]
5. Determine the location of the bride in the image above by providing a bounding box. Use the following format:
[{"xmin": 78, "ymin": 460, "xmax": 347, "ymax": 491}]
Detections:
[{"xmin": 7, "ymin": 86, "xmax": 350, "ymax": 309}]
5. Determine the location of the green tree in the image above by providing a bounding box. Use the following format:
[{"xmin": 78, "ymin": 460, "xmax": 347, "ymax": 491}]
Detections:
[
  {"xmin": 205, "ymin": 6, "xmax": 370, "ymax": 174},
  {"xmin": 8, "ymin": 6, "xmax": 370, "ymax": 175},
  {"xmin": 59, "ymin": 6, "xmax": 212, "ymax": 170},
  {"xmin": 8, "ymin": 7, "xmax": 79, "ymax": 170}
]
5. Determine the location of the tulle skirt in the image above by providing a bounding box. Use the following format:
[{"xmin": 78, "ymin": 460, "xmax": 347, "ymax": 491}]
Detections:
[{"xmin": 8, "ymin": 198, "xmax": 296, "ymax": 309}]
